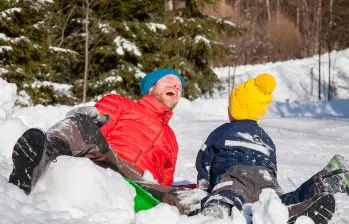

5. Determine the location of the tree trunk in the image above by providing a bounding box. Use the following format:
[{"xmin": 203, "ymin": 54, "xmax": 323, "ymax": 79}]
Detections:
[
  {"xmin": 316, "ymin": 0, "xmax": 322, "ymax": 100},
  {"xmin": 276, "ymin": 0, "xmax": 280, "ymax": 21},
  {"xmin": 235, "ymin": 0, "xmax": 241, "ymax": 25},
  {"xmin": 165, "ymin": 0, "xmax": 174, "ymax": 11},
  {"xmin": 302, "ymin": 0, "xmax": 310, "ymax": 57},
  {"xmin": 266, "ymin": 0, "xmax": 271, "ymax": 21},
  {"xmin": 296, "ymin": 0, "xmax": 300, "ymax": 30},
  {"xmin": 327, "ymin": 0, "xmax": 333, "ymax": 100},
  {"xmin": 314, "ymin": 0, "xmax": 322, "ymax": 55},
  {"xmin": 83, "ymin": 0, "xmax": 89, "ymax": 103}
]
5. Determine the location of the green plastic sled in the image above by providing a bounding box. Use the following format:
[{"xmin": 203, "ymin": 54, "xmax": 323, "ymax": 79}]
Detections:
[{"xmin": 124, "ymin": 177, "xmax": 160, "ymax": 212}]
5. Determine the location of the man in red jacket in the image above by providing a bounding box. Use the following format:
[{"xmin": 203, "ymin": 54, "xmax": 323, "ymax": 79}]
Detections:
[
  {"xmin": 8, "ymin": 68, "xmax": 189, "ymax": 212},
  {"xmin": 94, "ymin": 68, "xmax": 184, "ymax": 185}
]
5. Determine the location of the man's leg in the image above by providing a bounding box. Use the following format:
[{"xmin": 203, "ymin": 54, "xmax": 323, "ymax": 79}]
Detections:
[
  {"xmin": 280, "ymin": 154, "xmax": 349, "ymax": 206},
  {"xmin": 86, "ymin": 148, "xmax": 193, "ymax": 215},
  {"xmin": 8, "ymin": 112, "xmax": 111, "ymax": 194}
]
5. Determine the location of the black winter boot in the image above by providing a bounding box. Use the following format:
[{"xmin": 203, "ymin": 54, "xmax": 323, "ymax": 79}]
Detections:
[
  {"xmin": 9, "ymin": 128, "xmax": 48, "ymax": 194},
  {"xmin": 287, "ymin": 193, "xmax": 335, "ymax": 224},
  {"xmin": 308, "ymin": 155, "xmax": 349, "ymax": 196}
]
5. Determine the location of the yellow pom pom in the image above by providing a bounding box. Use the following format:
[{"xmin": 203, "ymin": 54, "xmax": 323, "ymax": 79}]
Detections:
[{"xmin": 255, "ymin": 73, "xmax": 276, "ymax": 94}]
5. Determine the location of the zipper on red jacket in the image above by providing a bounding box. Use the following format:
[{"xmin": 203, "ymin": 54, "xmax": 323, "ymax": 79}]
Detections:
[{"xmin": 131, "ymin": 112, "xmax": 167, "ymax": 165}]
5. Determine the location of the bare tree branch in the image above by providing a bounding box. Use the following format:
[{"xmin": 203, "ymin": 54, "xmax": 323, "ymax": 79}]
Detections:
[{"xmin": 59, "ymin": 4, "xmax": 77, "ymax": 47}]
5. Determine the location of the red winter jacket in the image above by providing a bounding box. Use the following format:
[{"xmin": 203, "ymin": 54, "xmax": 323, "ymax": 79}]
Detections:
[{"xmin": 95, "ymin": 94, "xmax": 178, "ymax": 186}]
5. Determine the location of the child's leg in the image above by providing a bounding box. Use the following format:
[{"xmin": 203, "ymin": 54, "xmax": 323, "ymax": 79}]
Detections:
[
  {"xmin": 201, "ymin": 166, "xmax": 280, "ymax": 218},
  {"xmin": 287, "ymin": 193, "xmax": 335, "ymax": 224},
  {"xmin": 280, "ymin": 154, "xmax": 349, "ymax": 206}
]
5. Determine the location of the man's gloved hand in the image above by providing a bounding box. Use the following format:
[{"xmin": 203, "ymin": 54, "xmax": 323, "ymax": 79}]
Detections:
[
  {"xmin": 66, "ymin": 106, "xmax": 110, "ymax": 128},
  {"xmin": 197, "ymin": 178, "xmax": 211, "ymax": 192}
]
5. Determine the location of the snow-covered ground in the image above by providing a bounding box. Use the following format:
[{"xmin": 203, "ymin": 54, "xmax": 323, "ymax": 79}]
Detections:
[
  {"xmin": 0, "ymin": 49, "xmax": 349, "ymax": 223},
  {"xmin": 213, "ymin": 49, "xmax": 349, "ymax": 102}
]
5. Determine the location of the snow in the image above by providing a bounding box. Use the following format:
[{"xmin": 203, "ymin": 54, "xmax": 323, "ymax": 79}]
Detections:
[
  {"xmin": 16, "ymin": 90, "xmax": 31, "ymax": 106},
  {"xmin": 295, "ymin": 216, "xmax": 315, "ymax": 224},
  {"xmin": 31, "ymin": 80, "xmax": 73, "ymax": 97},
  {"xmin": 146, "ymin": 23, "xmax": 167, "ymax": 32},
  {"xmin": 105, "ymin": 76, "xmax": 122, "ymax": 82},
  {"xmin": 33, "ymin": 21, "xmax": 45, "ymax": 29},
  {"xmin": 0, "ymin": 49, "xmax": 349, "ymax": 223},
  {"xmin": 114, "ymin": 36, "xmax": 142, "ymax": 56},
  {"xmin": 223, "ymin": 20, "xmax": 237, "ymax": 27},
  {"xmin": 135, "ymin": 69, "xmax": 146, "ymax": 78},
  {"xmin": 0, "ymin": 67, "xmax": 9, "ymax": 76},
  {"xmin": 213, "ymin": 49, "xmax": 349, "ymax": 101},
  {"xmin": 49, "ymin": 46, "xmax": 78, "ymax": 55},
  {"xmin": 195, "ymin": 35, "xmax": 211, "ymax": 45},
  {"xmin": 208, "ymin": 15, "xmax": 237, "ymax": 27},
  {"xmin": 142, "ymin": 170, "xmax": 158, "ymax": 184},
  {"xmin": 34, "ymin": 156, "xmax": 135, "ymax": 219},
  {"xmin": 0, "ymin": 8, "xmax": 21, "ymax": 20},
  {"xmin": 174, "ymin": 17, "xmax": 184, "ymax": 23},
  {"xmin": 98, "ymin": 23, "xmax": 112, "ymax": 34},
  {"xmin": 0, "ymin": 33, "xmax": 7, "ymax": 41},
  {"xmin": 124, "ymin": 23, "xmax": 130, "ymax": 31},
  {"xmin": 0, "ymin": 34, "xmax": 29, "ymax": 43},
  {"xmin": 259, "ymin": 170, "xmax": 272, "ymax": 181},
  {"xmin": 252, "ymin": 189, "xmax": 289, "ymax": 224},
  {"xmin": 0, "ymin": 46, "xmax": 13, "ymax": 53},
  {"xmin": 0, "ymin": 78, "xmax": 17, "ymax": 122}
]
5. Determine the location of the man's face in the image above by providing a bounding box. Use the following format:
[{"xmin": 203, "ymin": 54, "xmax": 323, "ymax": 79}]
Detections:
[{"xmin": 149, "ymin": 74, "xmax": 182, "ymax": 110}]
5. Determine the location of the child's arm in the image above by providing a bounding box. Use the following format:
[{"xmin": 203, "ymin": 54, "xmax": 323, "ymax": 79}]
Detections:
[{"xmin": 195, "ymin": 141, "xmax": 215, "ymax": 191}]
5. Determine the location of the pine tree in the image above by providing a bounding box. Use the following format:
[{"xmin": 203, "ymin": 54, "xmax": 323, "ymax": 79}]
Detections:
[{"xmin": 0, "ymin": 0, "xmax": 242, "ymax": 105}]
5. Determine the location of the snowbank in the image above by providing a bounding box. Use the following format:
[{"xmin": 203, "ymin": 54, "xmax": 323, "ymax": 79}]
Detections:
[
  {"xmin": 173, "ymin": 97, "xmax": 349, "ymax": 121},
  {"xmin": 213, "ymin": 49, "xmax": 349, "ymax": 102}
]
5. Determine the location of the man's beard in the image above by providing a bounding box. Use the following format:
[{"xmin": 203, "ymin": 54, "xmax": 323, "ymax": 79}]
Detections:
[{"xmin": 150, "ymin": 91, "xmax": 176, "ymax": 110}]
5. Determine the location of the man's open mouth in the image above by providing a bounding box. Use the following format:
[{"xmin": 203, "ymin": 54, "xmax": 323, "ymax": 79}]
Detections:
[{"xmin": 165, "ymin": 90, "xmax": 176, "ymax": 96}]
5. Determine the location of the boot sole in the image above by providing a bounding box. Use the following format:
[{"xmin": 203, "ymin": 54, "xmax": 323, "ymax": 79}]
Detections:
[
  {"xmin": 288, "ymin": 194, "xmax": 335, "ymax": 224},
  {"xmin": 9, "ymin": 128, "xmax": 46, "ymax": 194}
]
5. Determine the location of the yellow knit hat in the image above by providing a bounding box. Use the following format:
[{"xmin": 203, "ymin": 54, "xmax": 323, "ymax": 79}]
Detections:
[{"xmin": 228, "ymin": 73, "xmax": 276, "ymax": 121}]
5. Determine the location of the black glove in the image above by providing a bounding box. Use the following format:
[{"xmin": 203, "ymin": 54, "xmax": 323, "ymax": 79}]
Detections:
[{"xmin": 197, "ymin": 178, "xmax": 211, "ymax": 192}]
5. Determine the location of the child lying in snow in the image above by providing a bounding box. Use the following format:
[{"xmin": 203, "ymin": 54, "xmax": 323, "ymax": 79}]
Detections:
[{"xmin": 195, "ymin": 74, "xmax": 349, "ymax": 223}]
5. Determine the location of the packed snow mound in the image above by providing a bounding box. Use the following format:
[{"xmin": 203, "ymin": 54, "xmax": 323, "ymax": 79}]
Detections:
[
  {"xmin": 294, "ymin": 216, "xmax": 315, "ymax": 224},
  {"xmin": 33, "ymin": 156, "xmax": 136, "ymax": 218},
  {"xmin": 0, "ymin": 156, "xmax": 135, "ymax": 223},
  {"xmin": 252, "ymin": 189, "xmax": 289, "ymax": 224},
  {"xmin": 0, "ymin": 118, "xmax": 27, "ymax": 160}
]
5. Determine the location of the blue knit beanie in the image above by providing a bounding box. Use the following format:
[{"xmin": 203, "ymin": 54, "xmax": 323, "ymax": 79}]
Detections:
[{"xmin": 140, "ymin": 68, "xmax": 185, "ymax": 96}]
